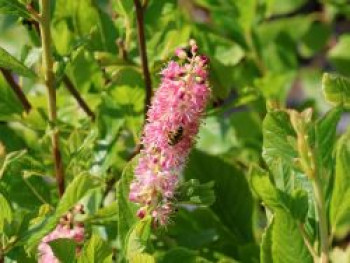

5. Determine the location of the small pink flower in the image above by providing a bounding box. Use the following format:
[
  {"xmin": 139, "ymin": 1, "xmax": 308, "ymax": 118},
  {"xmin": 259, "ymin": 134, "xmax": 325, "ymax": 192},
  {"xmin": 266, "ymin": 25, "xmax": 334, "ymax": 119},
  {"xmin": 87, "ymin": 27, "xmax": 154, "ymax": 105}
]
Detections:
[
  {"xmin": 129, "ymin": 40, "xmax": 210, "ymax": 226},
  {"xmin": 38, "ymin": 208, "xmax": 85, "ymax": 262}
]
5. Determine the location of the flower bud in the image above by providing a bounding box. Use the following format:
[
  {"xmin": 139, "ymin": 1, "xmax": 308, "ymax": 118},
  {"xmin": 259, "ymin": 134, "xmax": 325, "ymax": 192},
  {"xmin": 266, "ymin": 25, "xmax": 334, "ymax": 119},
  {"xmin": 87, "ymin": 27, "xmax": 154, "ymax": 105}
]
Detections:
[{"xmin": 175, "ymin": 48, "xmax": 187, "ymax": 59}]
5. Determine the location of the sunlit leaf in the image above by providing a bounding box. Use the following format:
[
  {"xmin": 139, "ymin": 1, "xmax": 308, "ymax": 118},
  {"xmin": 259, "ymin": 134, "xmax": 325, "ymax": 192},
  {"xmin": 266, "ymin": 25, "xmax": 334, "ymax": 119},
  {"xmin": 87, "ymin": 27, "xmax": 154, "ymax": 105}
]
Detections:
[{"xmin": 322, "ymin": 73, "xmax": 350, "ymax": 108}]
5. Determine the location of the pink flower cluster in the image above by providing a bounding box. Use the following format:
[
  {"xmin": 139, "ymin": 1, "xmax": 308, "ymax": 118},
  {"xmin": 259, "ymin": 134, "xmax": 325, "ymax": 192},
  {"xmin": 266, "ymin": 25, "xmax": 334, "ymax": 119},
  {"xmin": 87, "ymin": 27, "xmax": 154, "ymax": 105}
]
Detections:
[
  {"xmin": 38, "ymin": 205, "xmax": 85, "ymax": 263},
  {"xmin": 129, "ymin": 40, "xmax": 210, "ymax": 226}
]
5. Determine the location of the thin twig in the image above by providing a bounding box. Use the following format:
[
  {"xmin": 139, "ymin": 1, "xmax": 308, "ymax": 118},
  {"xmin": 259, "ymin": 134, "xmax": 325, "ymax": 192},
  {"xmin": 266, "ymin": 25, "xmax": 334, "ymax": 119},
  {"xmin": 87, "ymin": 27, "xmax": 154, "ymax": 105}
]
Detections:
[
  {"xmin": 39, "ymin": 0, "xmax": 65, "ymax": 197},
  {"xmin": 0, "ymin": 68, "xmax": 32, "ymax": 113},
  {"xmin": 133, "ymin": 0, "xmax": 153, "ymax": 116},
  {"xmin": 63, "ymin": 75, "xmax": 95, "ymax": 121}
]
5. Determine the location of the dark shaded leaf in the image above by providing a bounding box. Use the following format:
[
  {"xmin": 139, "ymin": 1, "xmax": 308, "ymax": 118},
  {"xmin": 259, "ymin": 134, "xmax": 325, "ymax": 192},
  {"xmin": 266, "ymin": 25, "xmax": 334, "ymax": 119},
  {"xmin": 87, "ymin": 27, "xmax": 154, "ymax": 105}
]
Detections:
[
  {"xmin": 49, "ymin": 238, "xmax": 77, "ymax": 263},
  {"xmin": 185, "ymin": 150, "xmax": 254, "ymax": 243}
]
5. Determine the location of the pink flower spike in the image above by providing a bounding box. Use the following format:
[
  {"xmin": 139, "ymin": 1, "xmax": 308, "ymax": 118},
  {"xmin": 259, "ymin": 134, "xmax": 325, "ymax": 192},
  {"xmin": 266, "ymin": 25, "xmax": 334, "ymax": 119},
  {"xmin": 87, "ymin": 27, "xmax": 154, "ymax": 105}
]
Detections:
[{"xmin": 129, "ymin": 41, "xmax": 211, "ymax": 226}]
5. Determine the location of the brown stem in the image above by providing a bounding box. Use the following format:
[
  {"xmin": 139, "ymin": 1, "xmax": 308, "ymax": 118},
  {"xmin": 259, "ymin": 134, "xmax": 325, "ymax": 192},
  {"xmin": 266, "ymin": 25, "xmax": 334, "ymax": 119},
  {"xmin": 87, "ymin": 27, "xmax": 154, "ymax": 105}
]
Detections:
[
  {"xmin": 0, "ymin": 68, "xmax": 32, "ymax": 113},
  {"xmin": 63, "ymin": 76, "xmax": 95, "ymax": 121},
  {"xmin": 39, "ymin": 0, "xmax": 65, "ymax": 197},
  {"xmin": 133, "ymin": 0, "xmax": 153, "ymax": 116}
]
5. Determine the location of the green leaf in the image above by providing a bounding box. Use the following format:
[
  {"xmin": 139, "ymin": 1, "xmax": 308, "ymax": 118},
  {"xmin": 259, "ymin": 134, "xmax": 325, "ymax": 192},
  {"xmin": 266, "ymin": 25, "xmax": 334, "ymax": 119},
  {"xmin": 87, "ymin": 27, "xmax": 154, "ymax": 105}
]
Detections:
[
  {"xmin": 73, "ymin": 0, "xmax": 100, "ymax": 38},
  {"xmin": 130, "ymin": 253, "xmax": 155, "ymax": 263},
  {"xmin": 126, "ymin": 217, "xmax": 152, "ymax": 261},
  {"xmin": 257, "ymin": 15, "xmax": 314, "ymax": 72},
  {"xmin": 250, "ymin": 167, "xmax": 308, "ymax": 221},
  {"xmin": 330, "ymin": 130, "xmax": 350, "ymax": 237},
  {"xmin": 289, "ymin": 189, "xmax": 309, "ymax": 222},
  {"xmin": 0, "ymin": 0, "xmax": 29, "ymax": 18},
  {"xmin": 177, "ymin": 179, "xmax": 215, "ymax": 207},
  {"xmin": 84, "ymin": 201, "xmax": 118, "ymax": 225},
  {"xmin": 213, "ymin": 43, "xmax": 245, "ymax": 67},
  {"xmin": 196, "ymin": 116, "xmax": 238, "ymax": 155},
  {"xmin": 160, "ymin": 247, "xmax": 197, "ymax": 263},
  {"xmin": 56, "ymin": 174, "xmax": 98, "ymax": 216},
  {"xmin": 168, "ymin": 208, "xmax": 238, "ymax": 253},
  {"xmin": 193, "ymin": 29, "xmax": 245, "ymax": 99},
  {"xmin": 52, "ymin": 20, "xmax": 75, "ymax": 55},
  {"xmin": 78, "ymin": 234, "xmax": 113, "ymax": 263},
  {"xmin": 49, "ymin": 238, "xmax": 77, "ymax": 263},
  {"xmin": 255, "ymin": 72, "xmax": 296, "ymax": 102},
  {"xmin": 328, "ymin": 34, "xmax": 350, "ymax": 77},
  {"xmin": 269, "ymin": 0, "xmax": 307, "ymax": 15},
  {"xmin": 0, "ymin": 192, "xmax": 12, "ymax": 231},
  {"xmin": 314, "ymin": 106, "xmax": 342, "ymax": 174},
  {"xmin": 300, "ymin": 23, "xmax": 331, "ymax": 58},
  {"xmin": 250, "ymin": 167, "xmax": 285, "ymax": 211},
  {"xmin": 0, "ymin": 150, "xmax": 27, "ymax": 179},
  {"xmin": 262, "ymin": 110, "xmax": 297, "ymax": 169},
  {"xmin": 0, "ymin": 46, "xmax": 36, "ymax": 78},
  {"xmin": 2, "ymin": 171, "xmax": 51, "ymax": 211},
  {"xmin": 261, "ymin": 211, "xmax": 312, "ymax": 263},
  {"xmin": 73, "ymin": 0, "xmax": 117, "ymax": 52},
  {"xmin": 185, "ymin": 150, "xmax": 254, "ymax": 243},
  {"xmin": 322, "ymin": 73, "xmax": 350, "ymax": 108},
  {"xmin": 232, "ymin": 0, "xmax": 257, "ymax": 32},
  {"xmin": 114, "ymin": 0, "xmax": 133, "ymax": 16},
  {"xmin": 257, "ymin": 15, "xmax": 313, "ymax": 45},
  {"xmin": 271, "ymin": 211, "xmax": 312, "ymax": 263},
  {"xmin": 22, "ymin": 215, "xmax": 58, "ymax": 254},
  {"xmin": 262, "ymin": 109, "xmax": 312, "ymax": 196},
  {"xmin": 156, "ymin": 25, "xmax": 192, "ymax": 61},
  {"xmin": 117, "ymin": 161, "xmax": 138, "ymax": 253},
  {"xmin": 260, "ymin": 220, "xmax": 273, "ymax": 263},
  {"xmin": 112, "ymin": 0, "xmax": 134, "ymax": 49},
  {"xmin": 108, "ymin": 83, "xmax": 144, "ymax": 134}
]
